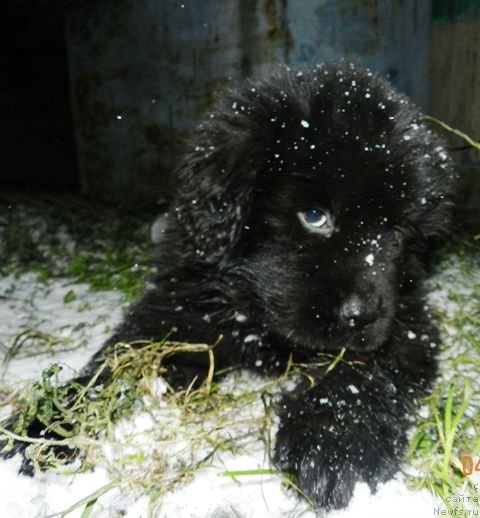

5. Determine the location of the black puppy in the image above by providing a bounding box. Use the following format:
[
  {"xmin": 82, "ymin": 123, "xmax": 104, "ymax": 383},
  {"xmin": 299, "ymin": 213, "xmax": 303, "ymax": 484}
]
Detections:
[{"xmin": 3, "ymin": 63, "xmax": 455, "ymax": 510}]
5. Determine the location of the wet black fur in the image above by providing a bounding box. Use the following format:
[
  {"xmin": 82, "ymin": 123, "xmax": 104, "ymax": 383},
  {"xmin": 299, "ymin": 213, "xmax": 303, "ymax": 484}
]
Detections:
[{"xmin": 2, "ymin": 63, "xmax": 455, "ymax": 510}]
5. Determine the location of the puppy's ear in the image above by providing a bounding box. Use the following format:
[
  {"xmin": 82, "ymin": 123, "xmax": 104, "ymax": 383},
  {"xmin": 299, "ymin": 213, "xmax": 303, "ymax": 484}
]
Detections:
[{"xmin": 173, "ymin": 142, "xmax": 255, "ymax": 264}]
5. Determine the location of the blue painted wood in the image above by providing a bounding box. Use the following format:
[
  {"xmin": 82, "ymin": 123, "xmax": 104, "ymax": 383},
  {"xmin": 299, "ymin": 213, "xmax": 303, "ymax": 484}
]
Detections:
[{"xmin": 65, "ymin": 0, "xmax": 431, "ymax": 202}]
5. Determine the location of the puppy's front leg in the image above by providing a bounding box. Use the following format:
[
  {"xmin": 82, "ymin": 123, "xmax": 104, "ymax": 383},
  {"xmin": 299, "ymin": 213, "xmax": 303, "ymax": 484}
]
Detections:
[
  {"xmin": 0, "ymin": 287, "xmax": 232, "ymax": 473},
  {"xmin": 274, "ymin": 340, "xmax": 435, "ymax": 510}
]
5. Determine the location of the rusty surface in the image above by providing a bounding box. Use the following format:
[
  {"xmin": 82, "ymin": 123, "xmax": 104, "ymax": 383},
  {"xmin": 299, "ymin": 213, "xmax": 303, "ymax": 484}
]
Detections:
[{"xmin": 65, "ymin": 0, "xmax": 432, "ymax": 204}]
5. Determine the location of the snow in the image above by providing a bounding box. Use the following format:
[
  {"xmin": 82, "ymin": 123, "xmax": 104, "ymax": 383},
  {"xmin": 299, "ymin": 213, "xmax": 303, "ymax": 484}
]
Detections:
[
  {"xmin": 347, "ymin": 384, "xmax": 359, "ymax": 395},
  {"xmin": 0, "ymin": 273, "xmax": 123, "ymax": 384},
  {"xmin": 365, "ymin": 253, "xmax": 375, "ymax": 266},
  {"xmin": 0, "ymin": 249, "xmax": 476, "ymax": 516}
]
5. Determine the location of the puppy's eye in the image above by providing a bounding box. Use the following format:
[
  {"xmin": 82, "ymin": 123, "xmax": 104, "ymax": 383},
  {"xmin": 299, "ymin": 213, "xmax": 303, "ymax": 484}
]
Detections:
[
  {"xmin": 297, "ymin": 209, "xmax": 334, "ymax": 237},
  {"xmin": 383, "ymin": 225, "xmax": 404, "ymax": 247},
  {"xmin": 303, "ymin": 209, "xmax": 328, "ymax": 227}
]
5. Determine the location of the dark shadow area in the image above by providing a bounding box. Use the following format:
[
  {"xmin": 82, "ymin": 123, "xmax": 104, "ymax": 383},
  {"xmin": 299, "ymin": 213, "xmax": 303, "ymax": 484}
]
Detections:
[{"xmin": 0, "ymin": 1, "xmax": 78, "ymax": 190}]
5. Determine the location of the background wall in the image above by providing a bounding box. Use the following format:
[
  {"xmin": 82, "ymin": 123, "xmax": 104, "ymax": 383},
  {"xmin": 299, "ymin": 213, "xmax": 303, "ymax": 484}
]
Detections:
[
  {"xmin": 1, "ymin": 0, "xmax": 479, "ymax": 208},
  {"xmin": 64, "ymin": 0, "xmax": 432, "ymax": 203},
  {"xmin": 430, "ymin": 0, "xmax": 480, "ymax": 209}
]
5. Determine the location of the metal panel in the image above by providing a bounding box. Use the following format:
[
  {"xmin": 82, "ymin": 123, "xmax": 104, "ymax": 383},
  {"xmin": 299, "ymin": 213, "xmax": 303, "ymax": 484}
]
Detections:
[{"xmin": 65, "ymin": 0, "xmax": 431, "ymax": 203}]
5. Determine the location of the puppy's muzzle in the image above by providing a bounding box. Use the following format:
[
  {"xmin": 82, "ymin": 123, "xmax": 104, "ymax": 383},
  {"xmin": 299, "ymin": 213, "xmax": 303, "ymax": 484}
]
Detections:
[{"xmin": 340, "ymin": 294, "xmax": 381, "ymax": 329}]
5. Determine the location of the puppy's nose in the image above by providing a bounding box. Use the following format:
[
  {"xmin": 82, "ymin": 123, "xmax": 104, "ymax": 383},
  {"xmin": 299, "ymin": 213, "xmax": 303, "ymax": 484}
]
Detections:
[{"xmin": 340, "ymin": 294, "xmax": 379, "ymax": 328}]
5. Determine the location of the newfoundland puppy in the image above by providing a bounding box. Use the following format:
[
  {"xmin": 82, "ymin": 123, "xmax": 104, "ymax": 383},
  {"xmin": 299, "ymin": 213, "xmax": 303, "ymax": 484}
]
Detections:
[{"xmin": 3, "ymin": 62, "xmax": 455, "ymax": 509}]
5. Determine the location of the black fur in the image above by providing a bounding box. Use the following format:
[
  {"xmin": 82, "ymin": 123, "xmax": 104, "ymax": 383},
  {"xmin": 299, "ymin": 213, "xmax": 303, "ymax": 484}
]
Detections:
[{"xmin": 2, "ymin": 63, "xmax": 455, "ymax": 510}]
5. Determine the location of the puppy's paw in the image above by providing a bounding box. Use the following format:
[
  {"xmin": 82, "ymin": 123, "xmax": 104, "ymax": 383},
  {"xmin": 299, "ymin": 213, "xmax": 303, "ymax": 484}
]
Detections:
[
  {"xmin": 274, "ymin": 414, "xmax": 401, "ymax": 510},
  {"xmin": 0, "ymin": 366, "xmax": 83, "ymax": 474},
  {"xmin": 0, "ymin": 414, "xmax": 78, "ymax": 475}
]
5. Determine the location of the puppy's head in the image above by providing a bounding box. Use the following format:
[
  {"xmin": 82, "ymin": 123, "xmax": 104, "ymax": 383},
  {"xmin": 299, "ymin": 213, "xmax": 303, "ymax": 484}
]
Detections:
[{"xmin": 173, "ymin": 63, "xmax": 455, "ymax": 352}]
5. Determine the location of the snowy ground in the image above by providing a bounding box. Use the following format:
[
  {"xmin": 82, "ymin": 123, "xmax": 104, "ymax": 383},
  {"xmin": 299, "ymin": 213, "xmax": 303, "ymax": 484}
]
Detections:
[{"xmin": 0, "ymin": 224, "xmax": 478, "ymax": 517}]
